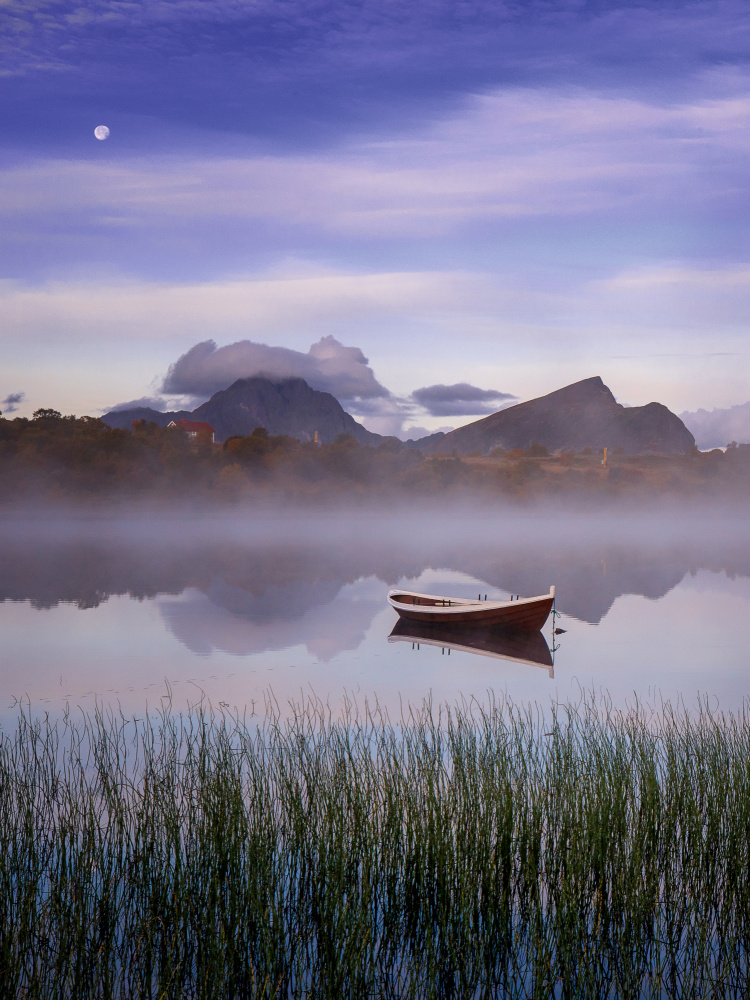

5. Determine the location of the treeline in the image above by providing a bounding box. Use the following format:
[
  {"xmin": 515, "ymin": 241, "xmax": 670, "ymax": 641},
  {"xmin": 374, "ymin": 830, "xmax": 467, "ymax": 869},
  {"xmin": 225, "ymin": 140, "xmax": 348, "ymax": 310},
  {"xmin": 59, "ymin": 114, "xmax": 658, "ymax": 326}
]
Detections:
[{"xmin": 1, "ymin": 409, "xmax": 750, "ymax": 504}]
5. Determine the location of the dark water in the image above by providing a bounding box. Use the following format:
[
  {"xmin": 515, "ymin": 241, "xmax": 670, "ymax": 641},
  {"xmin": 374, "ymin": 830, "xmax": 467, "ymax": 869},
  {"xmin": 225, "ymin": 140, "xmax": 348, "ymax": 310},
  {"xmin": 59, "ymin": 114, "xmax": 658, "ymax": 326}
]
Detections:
[{"xmin": 2, "ymin": 510, "xmax": 749, "ymax": 715}]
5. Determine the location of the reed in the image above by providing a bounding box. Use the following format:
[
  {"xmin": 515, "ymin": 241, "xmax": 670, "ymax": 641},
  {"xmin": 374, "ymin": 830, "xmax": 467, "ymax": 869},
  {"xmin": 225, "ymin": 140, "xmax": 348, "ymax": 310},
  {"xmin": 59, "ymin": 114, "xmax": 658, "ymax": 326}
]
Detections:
[{"xmin": 1, "ymin": 693, "xmax": 749, "ymax": 999}]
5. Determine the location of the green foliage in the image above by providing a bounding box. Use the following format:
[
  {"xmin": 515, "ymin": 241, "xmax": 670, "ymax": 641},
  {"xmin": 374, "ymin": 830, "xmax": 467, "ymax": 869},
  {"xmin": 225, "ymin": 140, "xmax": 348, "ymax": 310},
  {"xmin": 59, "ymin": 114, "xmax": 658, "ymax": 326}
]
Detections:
[
  {"xmin": 1, "ymin": 695, "xmax": 750, "ymax": 998},
  {"xmin": 0, "ymin": 410, "xmax": 747, "ymax": 504}
]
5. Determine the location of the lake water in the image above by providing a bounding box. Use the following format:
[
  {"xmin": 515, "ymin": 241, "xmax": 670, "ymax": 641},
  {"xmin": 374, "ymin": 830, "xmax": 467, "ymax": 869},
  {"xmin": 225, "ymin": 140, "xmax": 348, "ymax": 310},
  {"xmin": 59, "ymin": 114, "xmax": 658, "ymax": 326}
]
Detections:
[{"xmin": 2, "ymin": 509, "xmax": 749, "ymax": 718}]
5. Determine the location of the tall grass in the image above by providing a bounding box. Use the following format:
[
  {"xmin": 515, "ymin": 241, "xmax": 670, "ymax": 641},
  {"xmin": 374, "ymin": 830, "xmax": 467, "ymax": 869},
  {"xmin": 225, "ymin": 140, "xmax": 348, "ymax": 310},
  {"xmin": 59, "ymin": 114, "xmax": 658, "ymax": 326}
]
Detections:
[{"xmin": 1, "ymin": 693, "xmax": 749, "ymax": 998}]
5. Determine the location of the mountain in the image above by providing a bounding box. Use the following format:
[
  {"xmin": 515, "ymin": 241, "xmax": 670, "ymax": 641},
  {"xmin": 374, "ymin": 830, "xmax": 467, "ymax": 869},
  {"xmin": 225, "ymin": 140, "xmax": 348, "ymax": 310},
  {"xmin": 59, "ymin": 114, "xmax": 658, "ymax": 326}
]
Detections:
[
  {"xmin": 102, "ymin": 377, "xmax": 384, "ymax": 446},
  {"xmin": 191, "ymin": 377, "xmax": 384, "ymax": 445},
  {"xmin": 680, "ymin": 402, "xmax": 750, "ymax": 450},
  {"xmin": 424, "ymin": 376, "xmax": 694, "ymax": 455},
  {"xmin": 404, "ymin": 430, "xmax": 446, "ymax": 450},
  {"xmin": 100, "ymin": 406, "xmax": 192, "ymax": 430}
]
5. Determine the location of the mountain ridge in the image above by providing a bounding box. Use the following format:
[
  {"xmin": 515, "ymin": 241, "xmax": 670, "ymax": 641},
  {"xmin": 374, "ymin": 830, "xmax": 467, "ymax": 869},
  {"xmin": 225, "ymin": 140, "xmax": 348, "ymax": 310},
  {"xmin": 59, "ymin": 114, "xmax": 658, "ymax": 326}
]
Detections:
[
  {"xmin": 425, "ymin": 376, "xmax": 694, "ymax": 455},
  {"xmin": 102, "ymin": 374, "xmax": 695, "ymax": 455},
  {"xmin": 102, "ymin": 377, "xmax": 385, "ymax": 446}
]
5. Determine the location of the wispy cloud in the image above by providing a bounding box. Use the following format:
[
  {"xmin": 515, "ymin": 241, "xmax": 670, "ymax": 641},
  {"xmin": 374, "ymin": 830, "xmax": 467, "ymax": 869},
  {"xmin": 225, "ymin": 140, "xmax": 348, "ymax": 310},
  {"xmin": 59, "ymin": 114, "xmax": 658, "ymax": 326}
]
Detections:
[
  {"xmin": 4, "ymin": 0, "xmax": 750, "ymax": 154},
  {"xmin": 6, "ymin": 259, "xmax": 750, "ymax": 356},
  {"xmin": 3, "ymin": 82, "xmax": 750, "ymax": 264},
  {"xmin": 1, "ymin": 391, "xmax": 25, "ymax": 413},
  {"xmin": 0, "ymin": 270, "xmax": 485, "ymax": 343},
  {"xmin": 591, "ymin": 265, "xmax": 750, "ymax": 330},
  {"xmin": 411, "ymin": 383, "xmax": 515, "ymax": 417}
]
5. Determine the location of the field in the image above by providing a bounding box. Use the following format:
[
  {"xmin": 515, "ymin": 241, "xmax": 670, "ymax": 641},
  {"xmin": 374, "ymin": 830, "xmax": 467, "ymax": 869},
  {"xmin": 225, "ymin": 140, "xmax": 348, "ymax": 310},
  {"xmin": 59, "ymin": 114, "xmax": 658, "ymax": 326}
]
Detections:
[{"xmin": 2, "ymin": 694, "xmax": 749, "ymax": 998}]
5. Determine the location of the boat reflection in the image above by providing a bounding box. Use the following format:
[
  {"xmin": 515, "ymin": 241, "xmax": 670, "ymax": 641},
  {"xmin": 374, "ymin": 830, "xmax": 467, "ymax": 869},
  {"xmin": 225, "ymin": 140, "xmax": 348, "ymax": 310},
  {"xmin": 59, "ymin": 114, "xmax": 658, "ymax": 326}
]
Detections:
[{"xmin": 388, "ymin": 619, "xmax": 554, "ymax": 676}]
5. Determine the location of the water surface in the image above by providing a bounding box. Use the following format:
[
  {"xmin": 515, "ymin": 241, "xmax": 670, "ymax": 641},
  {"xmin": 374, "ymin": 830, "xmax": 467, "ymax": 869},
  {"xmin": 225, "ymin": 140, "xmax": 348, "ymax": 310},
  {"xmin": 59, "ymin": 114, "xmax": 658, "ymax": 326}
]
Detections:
[{"xmin": 2, "ymin": 510, "xmax": 749, "ymax": 716}]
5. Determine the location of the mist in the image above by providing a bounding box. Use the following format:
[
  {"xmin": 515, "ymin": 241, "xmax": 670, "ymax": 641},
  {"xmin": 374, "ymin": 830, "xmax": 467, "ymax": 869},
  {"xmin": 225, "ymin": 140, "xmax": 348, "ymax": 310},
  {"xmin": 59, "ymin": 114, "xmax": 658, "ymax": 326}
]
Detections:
[
  {"xmin": 4, "ymin": 406, "xmax": 750, "ymax": 512},
  {"xmin": 4, "ymin": 507, "xmax": 750, "ymax": 618},
  {"xmin": 3, "ymin": 507, "xmax": 750, "ymax": 717}
]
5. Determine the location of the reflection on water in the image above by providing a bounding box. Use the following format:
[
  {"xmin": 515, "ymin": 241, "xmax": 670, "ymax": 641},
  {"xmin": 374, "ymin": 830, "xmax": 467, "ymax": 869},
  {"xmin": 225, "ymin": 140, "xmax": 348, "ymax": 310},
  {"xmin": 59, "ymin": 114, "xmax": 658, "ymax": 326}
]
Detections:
[
  {"xmin": 159, "ymin": 579, "xmax": 382, "ymax": 661},
  {"xmin": 388, "ymin": 619, "xmax": 554, "ymax": 675},
  {"xmin": 4, "ymin": 517, "xmax": 750, "ymax": 623},
  {"xmin": 1, "ymin": 512, "xmax": 750, "ymax": 712}
]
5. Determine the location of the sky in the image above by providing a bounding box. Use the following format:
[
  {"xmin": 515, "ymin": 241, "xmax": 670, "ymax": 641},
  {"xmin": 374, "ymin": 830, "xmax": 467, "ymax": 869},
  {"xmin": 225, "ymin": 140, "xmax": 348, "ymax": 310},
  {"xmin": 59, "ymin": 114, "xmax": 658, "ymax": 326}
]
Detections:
[{"xmin": 2, "ymin": 0, "xmax": 749, "ymax": 437}]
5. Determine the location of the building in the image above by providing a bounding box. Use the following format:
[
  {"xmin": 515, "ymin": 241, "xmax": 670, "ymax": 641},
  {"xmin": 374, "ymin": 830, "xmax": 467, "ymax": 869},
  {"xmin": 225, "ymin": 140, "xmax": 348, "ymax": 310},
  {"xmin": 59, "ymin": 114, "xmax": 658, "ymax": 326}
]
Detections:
[{"xmin": 167, "ymin": 419, "xmax": 215, "ymax": 444}]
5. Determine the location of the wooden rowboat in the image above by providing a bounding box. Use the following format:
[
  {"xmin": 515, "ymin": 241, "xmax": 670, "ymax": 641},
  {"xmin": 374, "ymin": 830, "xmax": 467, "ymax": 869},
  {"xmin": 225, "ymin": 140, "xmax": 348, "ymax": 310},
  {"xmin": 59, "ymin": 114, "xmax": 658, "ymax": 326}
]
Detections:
[
  {"xmin": 387, "ymin": 586, "xmax": 555, "ymax": 630},
  {"xmin": 388, "ymin": 619, "xmax": 554, "ymax": 675}
]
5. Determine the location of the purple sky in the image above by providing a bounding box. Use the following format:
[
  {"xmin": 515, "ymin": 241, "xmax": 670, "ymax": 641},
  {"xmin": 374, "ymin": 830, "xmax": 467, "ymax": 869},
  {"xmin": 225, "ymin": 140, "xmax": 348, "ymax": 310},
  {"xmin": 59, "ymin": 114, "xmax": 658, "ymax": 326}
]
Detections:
[{"xmin": 2, "ymin": 0, "xmax": 749, "ymax": 436}]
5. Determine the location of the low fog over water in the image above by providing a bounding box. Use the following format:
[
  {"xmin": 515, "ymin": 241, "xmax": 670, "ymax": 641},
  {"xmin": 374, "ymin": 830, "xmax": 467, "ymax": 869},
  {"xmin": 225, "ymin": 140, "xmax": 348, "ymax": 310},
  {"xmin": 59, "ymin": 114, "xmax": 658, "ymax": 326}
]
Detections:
[{"xmin": 2, "ymin": 508, "xmax": 749, "ymax": 716}]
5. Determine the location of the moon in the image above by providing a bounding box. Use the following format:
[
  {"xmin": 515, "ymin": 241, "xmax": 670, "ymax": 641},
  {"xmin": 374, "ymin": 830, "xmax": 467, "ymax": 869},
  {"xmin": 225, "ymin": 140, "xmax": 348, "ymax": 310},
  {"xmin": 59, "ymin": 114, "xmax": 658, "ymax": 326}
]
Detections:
[{"xmin": 94, "ymin": 125, "xmax": 110, "ymax": 141}]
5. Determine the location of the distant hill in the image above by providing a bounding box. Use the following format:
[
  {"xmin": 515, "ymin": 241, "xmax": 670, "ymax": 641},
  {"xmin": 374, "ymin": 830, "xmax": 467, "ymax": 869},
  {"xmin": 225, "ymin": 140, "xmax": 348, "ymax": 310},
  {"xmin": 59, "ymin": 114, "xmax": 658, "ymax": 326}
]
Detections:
[
  {"xmin": 403, "ymin": 430, "xmax": 446, "ymax": 450},
  {"xmin": 101, "ymin": 406, "xmax": 192, "ymax": 430},
  {"xmin": 102, "ymin": 377, "xmax": 385, "ymax": 446},
  {"xmin": 680, "ymin": 401, "xmax": 750, "ymax": 450},
  {"xmin": 425, "ymin": 376, "xmax": 695, "ymax": 455}
]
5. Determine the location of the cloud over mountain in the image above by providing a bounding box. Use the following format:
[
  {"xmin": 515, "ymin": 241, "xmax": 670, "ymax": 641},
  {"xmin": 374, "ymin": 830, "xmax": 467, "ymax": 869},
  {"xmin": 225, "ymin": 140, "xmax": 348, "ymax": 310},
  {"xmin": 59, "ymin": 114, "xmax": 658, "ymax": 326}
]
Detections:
[
  {"xmin": 106, "ymin": 395, "xmax": 170, "ymax": 414},
  {"xmin": 161, "ymin": 336, "xmax": 390, "ymax": 404},
  {"xmin": 411, "ymin": 383, "xmax": 516, "ymax": 417},
  {"xmin": 153, "ymin": 343, "xmax": 518, "ymax": 437}
]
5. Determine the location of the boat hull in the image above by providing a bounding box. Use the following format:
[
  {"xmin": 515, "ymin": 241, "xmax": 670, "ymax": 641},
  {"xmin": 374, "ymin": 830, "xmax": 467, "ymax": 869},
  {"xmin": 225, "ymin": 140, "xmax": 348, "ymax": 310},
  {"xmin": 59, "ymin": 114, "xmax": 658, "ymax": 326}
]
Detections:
[{"xmin": 387, "ymin": 589, "xmax": 554, "ymax": 630}]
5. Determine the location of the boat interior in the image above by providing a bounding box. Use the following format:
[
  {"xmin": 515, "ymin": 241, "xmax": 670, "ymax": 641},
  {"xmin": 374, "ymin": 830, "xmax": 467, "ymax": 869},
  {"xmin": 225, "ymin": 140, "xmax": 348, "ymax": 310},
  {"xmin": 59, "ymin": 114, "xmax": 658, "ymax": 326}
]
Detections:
[
  {"xmin": 390, "ymin": 593, "xmax": 473, "ymax": 607},
  {"xmin": 390, "ymin": 592, "xmax": 530, "ymax": 607}
]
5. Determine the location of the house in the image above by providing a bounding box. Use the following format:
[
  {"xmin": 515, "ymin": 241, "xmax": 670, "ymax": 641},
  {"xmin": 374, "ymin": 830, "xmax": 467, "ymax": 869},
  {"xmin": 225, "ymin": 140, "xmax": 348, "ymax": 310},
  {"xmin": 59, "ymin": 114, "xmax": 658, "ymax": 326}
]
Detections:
[{"xmin": 167, "ymin": 419, "xmax": 215, "ymax": 443}]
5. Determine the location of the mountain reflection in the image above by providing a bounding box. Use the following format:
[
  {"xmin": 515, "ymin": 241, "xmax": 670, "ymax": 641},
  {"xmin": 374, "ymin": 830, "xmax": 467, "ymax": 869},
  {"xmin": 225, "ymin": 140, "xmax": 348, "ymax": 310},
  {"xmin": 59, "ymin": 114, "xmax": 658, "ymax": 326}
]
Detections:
[
  {"xmin": 1, "ymin": 516, "xmax": 749, "ymax": 634},
  {"xmin": 160, "ymin": 580, "xmax": 381, "ymax": 661}
]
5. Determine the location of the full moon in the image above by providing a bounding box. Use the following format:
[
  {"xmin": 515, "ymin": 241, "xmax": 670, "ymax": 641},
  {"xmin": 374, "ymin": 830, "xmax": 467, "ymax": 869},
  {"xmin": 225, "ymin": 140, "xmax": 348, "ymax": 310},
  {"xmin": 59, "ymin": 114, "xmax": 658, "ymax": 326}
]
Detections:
[{"xmin": 94, "ymin": 125, "xmax": 110, "ymax": 141}]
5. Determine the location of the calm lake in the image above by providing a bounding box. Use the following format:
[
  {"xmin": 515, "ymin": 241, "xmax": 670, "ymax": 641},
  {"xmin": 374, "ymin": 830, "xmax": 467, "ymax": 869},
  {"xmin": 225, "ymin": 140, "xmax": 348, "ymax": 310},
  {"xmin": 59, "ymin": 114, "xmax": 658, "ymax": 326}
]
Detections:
[{"xmin": 2, "ymin": 509, "xmax": 749, "ymax": 717}]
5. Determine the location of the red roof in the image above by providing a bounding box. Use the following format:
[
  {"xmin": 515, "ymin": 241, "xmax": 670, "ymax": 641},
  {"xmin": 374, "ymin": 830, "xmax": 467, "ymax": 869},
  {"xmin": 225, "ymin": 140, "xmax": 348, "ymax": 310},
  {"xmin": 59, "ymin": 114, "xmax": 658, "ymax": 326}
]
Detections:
[{"xmin": 169, "ymin": 419, "xmax": 214, "ymax": 433}]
